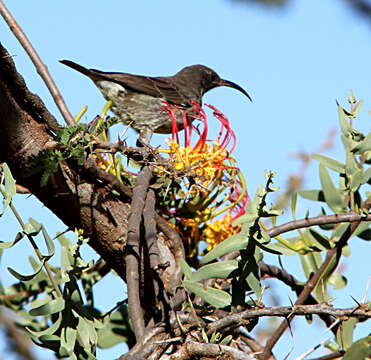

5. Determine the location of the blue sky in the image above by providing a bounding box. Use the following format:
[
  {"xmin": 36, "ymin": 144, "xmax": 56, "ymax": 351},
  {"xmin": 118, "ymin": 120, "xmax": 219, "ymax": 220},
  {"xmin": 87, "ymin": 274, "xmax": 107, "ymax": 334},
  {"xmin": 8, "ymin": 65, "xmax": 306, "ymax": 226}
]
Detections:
[{"xmin": 0, "ymin": 0, "xmax": 370, "ymax": 359}]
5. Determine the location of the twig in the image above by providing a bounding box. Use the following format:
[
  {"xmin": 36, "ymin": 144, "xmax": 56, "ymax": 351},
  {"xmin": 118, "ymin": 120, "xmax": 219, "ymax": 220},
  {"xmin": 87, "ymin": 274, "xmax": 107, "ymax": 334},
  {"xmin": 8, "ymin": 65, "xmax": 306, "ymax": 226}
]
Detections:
[
  {"xmin": 261, "ymin": 201, "xmax": 371, "ymax": 359},
  {"xmin": 206, "ymin": 305, "xmax": 370, "ymax": 336},
  {"xmin": 259, "ymin": 261, "xmax": 336, "ymax": 331},
  {"xmin": 82, "ymin": 156, "xmax": 132, "ymax": 199},
  {"xmin": 307, "ymin": 350, "xmax": 345, "ymax": 360},
  {"xmin": 267, "ymin": 212, "xmax": 371, "ymax": 238},
  {"xmin": 234, "ymin": 330, "xmax": 266, "ymax": 354},
  {"xmin": 143, "ymin": 188, "xmax": 164, "ymax": 319},
  {"xmin": 295, "ymin": 336, "xmax": 332, "ymax": 360},
  {"xmin": 0, "ymin": 0, "xmax": 75, "ymax": 126},
  {"xmin": 175, "ymin": 340, "xmax": 256, "ymax": 360},
  {"xmin": 0, "ymin": 187, "xmax": 63, "ymax": 298},
  {"xmin": 126, "ymin": 166, "xmax": 152, "ymax": 341}
]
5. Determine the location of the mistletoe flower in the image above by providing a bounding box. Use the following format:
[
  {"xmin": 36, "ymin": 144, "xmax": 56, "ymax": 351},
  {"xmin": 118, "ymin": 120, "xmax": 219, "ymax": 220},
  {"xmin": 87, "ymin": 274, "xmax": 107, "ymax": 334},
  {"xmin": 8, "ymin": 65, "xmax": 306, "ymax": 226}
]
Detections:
[{"xmin": 160, "ymin": 101, "xmax": 249, "ymax": 252}]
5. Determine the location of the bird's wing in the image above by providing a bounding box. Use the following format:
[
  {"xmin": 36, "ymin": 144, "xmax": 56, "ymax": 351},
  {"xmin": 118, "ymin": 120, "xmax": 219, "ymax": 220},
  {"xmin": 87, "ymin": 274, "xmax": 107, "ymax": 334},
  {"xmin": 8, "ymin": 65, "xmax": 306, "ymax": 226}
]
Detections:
[
  {"xmin": 92, "ymin": 71, "xmax": 191, "ymax": 106},
  {"xmin": 60, "ymin": 60, "xmax": 194, "ymax": 106}
]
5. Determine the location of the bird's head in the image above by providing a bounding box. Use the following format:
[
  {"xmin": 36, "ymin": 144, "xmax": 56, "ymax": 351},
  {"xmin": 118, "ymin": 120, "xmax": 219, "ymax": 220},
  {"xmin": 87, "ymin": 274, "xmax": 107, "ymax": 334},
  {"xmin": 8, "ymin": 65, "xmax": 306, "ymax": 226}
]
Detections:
[{"xmin": 177, "ymin": 65, "xmax": 252, "ymax": 101}]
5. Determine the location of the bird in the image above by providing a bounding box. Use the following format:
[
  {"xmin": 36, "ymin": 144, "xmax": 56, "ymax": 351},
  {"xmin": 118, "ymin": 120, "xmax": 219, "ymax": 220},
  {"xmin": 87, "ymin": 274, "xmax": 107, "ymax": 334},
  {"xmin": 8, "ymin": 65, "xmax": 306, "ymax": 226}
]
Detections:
[{"xmin": 60, "ymin": 60, "xmax": 252, "ymax": 142}]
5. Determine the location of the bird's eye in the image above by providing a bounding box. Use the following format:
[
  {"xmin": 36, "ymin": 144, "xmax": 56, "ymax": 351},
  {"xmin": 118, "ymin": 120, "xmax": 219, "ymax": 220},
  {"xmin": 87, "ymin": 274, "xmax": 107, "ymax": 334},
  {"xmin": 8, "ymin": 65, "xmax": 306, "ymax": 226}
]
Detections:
[{"xmin": 211, "ymin": 73, "xmax": 219, "ymax": 82}]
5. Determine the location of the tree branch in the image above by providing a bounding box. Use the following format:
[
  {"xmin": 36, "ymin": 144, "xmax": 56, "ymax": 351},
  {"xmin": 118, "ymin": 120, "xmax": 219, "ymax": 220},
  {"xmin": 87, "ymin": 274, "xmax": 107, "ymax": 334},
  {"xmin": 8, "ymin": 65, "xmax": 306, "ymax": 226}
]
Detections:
[
  {"xmin": 267, "ymin": 212, "xmax": 371, "ymax": 238},
  {"xmin": 259, "ymin": 261, "xmax": 337, "ymax": 331},
  {"xmin": 126, "ymin": 166, "xmax": 152, "ymax": 341},
  {"xmin": 308, "ymin": 350, "xmax": 345, "ymax": 360},
  {"xmin": 174, "ymin": 341, "xmax": 256, "ymax": 360},
  {"xmin": 206, "ymin": 304, "xmax": 370, "ymax": 336},
  {"xmin": 0, "ymin": 1, "xmax": 75, "ymax": 126},
  {"xmin": 261, "ymin": 201, "xmax": 371, "ymax": 359}
]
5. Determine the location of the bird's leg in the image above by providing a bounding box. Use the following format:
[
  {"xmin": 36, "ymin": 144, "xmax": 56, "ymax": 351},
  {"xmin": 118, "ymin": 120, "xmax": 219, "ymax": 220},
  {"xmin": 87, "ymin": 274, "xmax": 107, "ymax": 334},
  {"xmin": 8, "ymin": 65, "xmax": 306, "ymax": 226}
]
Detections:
[{"xmin": 136, "ymin": 128, "xmax": 153, "ymax": 148}]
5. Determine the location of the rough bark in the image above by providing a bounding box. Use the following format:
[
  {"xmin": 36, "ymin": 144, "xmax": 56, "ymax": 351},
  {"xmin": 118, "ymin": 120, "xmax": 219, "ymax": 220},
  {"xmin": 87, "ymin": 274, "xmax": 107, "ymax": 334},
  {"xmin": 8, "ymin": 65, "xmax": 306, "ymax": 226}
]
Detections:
[{"xmin": 0, "ymin": 42, "xmax": 129, "ymax": 279}]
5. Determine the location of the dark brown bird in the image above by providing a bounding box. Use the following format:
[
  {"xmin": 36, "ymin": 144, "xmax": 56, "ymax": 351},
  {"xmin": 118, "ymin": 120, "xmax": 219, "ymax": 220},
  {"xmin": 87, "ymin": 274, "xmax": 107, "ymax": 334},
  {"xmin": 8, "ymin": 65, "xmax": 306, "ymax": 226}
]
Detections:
[{"xmin": 60, "ymin": 60, "xmax": 251, "ymax": 141}]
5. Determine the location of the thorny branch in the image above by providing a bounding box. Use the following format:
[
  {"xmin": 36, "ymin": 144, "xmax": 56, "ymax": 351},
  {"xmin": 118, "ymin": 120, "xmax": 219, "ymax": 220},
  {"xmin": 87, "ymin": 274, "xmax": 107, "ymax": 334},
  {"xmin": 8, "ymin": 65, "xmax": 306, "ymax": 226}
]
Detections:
[
  {"xmin": 260, "ymin": 201, "xmax": 371, "ymax": 359},
  {"xmin": 206, "ymin": 304, "xmax": 370, "ymax": 335},
  {"xmin": 259, "ymin": 262, "xmax": 337, "ymax": 331}
]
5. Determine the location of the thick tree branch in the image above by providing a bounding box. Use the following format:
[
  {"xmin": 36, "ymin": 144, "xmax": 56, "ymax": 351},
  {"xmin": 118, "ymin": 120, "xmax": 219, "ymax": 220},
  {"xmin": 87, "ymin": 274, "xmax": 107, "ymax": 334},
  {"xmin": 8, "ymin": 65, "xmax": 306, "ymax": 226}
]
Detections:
[
  {"xmin": 0, "ymin": 42, "xmax": 130, "ymax": 282},
  {"xmin": 174, "ymin": 341, "xmax": 256, "ymax": 360},
  {"xmin": 126, "ymin": 166, "xmax": 152, "ymax": 340}
]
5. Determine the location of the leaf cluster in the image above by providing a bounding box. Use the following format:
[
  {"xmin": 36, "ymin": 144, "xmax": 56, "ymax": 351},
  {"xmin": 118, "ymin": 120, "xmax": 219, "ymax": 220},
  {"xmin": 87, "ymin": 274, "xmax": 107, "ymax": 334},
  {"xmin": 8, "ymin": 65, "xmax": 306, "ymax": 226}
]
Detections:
[{"xmin": 27, "ymin": 117, "xmax": 120, "ymax": 186}]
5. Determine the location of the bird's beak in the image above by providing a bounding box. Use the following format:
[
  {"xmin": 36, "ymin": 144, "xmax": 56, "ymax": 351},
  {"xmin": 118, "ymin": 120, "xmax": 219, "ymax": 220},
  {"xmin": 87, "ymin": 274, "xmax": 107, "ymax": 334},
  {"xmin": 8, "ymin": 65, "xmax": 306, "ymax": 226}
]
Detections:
[{"xmin": 218, "ymin": 79, "xmax": 252, "ymax": 102}]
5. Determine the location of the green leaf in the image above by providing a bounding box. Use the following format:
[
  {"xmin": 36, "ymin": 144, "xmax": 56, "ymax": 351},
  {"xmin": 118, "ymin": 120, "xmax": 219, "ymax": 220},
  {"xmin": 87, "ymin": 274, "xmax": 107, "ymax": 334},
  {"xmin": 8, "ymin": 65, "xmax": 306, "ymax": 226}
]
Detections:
[
  {"xmin": 8, "ymin": 259, "xmax": 46, "ymax": 281},
  {"xmin": 312, "ymin": 154, "xmax": 345, "ymax": 174},
  {"xmin": 331, "ymin": 223, "xmax": 350, "ymax": 243},
  {"xmin": 350, "ymin": 170, "xmax": 364, "ymax": 192},
  {"xmin": 308, "ymin": 228, "xmax": 333, "ymax": 250},
  {"xmin": 263, "ymin": 242, "xmax": 296, "ymax": 255},
  {"xmin": 1, "ymin": 163, "xmax": 16, "ymax": 215},
  {"xmin": 319, "ymin": 165, "xmax": 346, "ymax": 213},
  {"xmin": 36, "ymin": 334, "xmax": 61, "ymax": 350},
  {"xmin": 343, "ymin": 335, "xmax": 371, "ymax": 360},
  {"xmin": 30, "ymin": 297, "xmax": 65, "ymax": 316},
  {"xmin": 220, "ymin": 335, "xmax": 233, "ymax": 345},
  {"xmin": 28, "ymin": 218, "xmax": 42, "ymax": 234},
  {"xmin": 344, "ymin": 145, "xmax": 363, "ymax": 192},
  {"xmin": 77, "ymin": 316, "xmax": 98, "ymax": 348},
  {"xmin": 179, "ymin": 259, "xmax": 193, "ymax": 279},
  {"xmin": 24, "ymin": 221, "xmax": 42, "ymax": 236},
  {"xmin": 201, "ymin": 328, "xmax": 209, "ymax": 343},
  {"xmin": 291, "ymin": 192, "xmax": 297, "ymax": 219},
  {"xmin": 328, "ymin": 272, "xmax": 347, "ymax": 290},
  {"xmin": 254, "ymin": 239, "xmax": 282, "ymax": 255},
  {"xmin": 336, "ymin": 317, "xmax": 358, "ymax": 350},
  {"xmin": 300, "ymin": 252, "xmax": 321, "ymax": 280},
  {"xmin": 345, "ymin": 149, "xmax": 362, "ymax": 177},
  {"xmin": 338, "ymin": 104, "xmax": 352, "ymax": 136},
  {"xmin": 59, "ymin": 326, "xmax": 77, "ymax": 357},
  {"xmin": 210, "ymin": 331, "xmax": 222, "ymax": 344},
  {"xmin": 191, "ymin": 260, "xmax": 238, "ymax": 282},
  {"xmin": 0, "ymin": 232, "xmax": 23, "ymax": 249},
  {"xmin": 41, "ymin": 225, "xmax": 55, "ymax": 260},
  {"xmin": 184, "ymin": 280, "xmax": 232, "ymax": 308},
  {"xmin": 342, "ymin": 244, "xmax": 351, "ymax": 257},
  {"xmin": 362, "ymin": 168, "xmax": 371, "ymax": 184},
  {"xmin": 298, "ymin": 190, "xmax": 325, "ymax": 202},
  {"xmin": 353, "ymin": 99, "xmax": 364, "ymax": 117},
  {"xmin": 354, "ymin": 221, "xmax": 371, "ymax": 241},
  {"xmin": 200, "ymin": 233, "xmax": 248, "ymax": 265},
  {"xmin": 26, "ymin": 313, "xmax": 63, "ymax": 337},
  {"xmin": 351, "ymin": 132, "xmax": 371, "ymax": 154},
  {"xmin": 246, "ymin": 268, "xmax": 261, "ymax": 298},
  {"xmin": 97, "ymin": 306, "xmax": 134, "ymax": 349}
]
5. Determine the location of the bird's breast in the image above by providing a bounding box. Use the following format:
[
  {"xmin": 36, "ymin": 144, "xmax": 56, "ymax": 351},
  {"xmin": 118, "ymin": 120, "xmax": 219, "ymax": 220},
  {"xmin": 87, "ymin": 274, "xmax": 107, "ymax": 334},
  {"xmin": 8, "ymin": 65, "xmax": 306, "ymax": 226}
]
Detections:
[{"xmin": 95, "ymin": 80, "xmax": 193, "ymax": 135}]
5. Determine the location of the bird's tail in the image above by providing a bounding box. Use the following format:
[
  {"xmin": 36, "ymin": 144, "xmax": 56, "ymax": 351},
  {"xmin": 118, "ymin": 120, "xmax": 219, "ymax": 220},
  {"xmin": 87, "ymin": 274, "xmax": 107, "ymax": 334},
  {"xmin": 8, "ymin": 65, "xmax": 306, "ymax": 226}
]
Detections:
[{"xmin": 59, "ymin": 60, "xmax": 93, "ymax": 77}]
